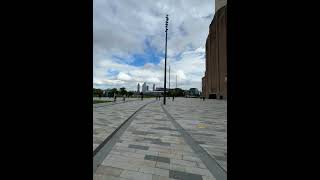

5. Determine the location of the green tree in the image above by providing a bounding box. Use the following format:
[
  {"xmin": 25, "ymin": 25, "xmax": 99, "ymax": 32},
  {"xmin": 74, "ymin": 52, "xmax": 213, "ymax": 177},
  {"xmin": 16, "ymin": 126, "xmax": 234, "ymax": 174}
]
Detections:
[
  {"xmin": 174, "ymin": 88, "xmax": 184, "ymax": 97},
  {"xmin": 93, "ymin": 88, "xmax": 104, "ymax": 97},
  {"xmin": 127, "ymin": 91, "xmax": 134, "ymax": 97},
  {"xmin": 109, "ymin": 88, "xmax": 118, "ymax": 96},
  {"xmin": 119, "ymin": 87, "xmax": 127, "ymax": 95}
]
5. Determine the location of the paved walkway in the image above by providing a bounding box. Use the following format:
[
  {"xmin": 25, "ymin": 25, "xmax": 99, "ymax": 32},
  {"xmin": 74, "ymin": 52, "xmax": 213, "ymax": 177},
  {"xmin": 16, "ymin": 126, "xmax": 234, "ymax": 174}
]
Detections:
[
  {"xmin": 93, "ymin": 99, "xmax": 154, "ymax": 151},
  {"xmin": 94, "ymin": 100, "xmax": 226, "ymax": 180},
  {"xmin": 93, "ymin": 98, "xmax": 140, "ymax": 108},
  {"xmin": 164, "ymin": 98, "xmax": 227, "ymax": 172}
]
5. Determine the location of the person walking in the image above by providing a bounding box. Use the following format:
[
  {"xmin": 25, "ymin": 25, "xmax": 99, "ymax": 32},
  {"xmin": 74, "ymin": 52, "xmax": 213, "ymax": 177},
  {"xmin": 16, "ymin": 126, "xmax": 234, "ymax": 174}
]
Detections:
[
  {"xmin": 123, "ymin": 95, "xmax": 126, "ymax": 102},
  {"xmin": 172, "ymin": 95, "xmax": 174, "ymax": 101},
  {"xmin": 114, "ymin": 93, "xmax": 117, "ymax": 102}
]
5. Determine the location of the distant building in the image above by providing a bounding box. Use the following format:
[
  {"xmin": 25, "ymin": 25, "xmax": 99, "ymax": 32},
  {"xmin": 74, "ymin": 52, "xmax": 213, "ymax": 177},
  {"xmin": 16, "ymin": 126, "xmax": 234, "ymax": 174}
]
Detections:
[
  {"xmin": 153, "ymin": 84, "xmax": 155, "ymax": 91},
  {"xmin": 156, "ymin": 87, "xmax": 164, "ymax": 91},
  {"xmin": 142, "ymin": 82, "xmax": 147, "ymax": 93},
  {"xmin": 137, "ymin": 83, "xmax": 140, "ymax": 93}
]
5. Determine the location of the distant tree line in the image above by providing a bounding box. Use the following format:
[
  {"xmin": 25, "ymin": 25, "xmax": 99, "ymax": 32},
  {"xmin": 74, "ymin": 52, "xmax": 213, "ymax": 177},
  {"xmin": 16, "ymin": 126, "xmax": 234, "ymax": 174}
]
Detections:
[
  {"xmin": 93, "ymin": 87, "xmax": 200, "ymax": 97},
  {"xmin": 93, "ymin": 87, "xmax": 134, "ymax": 97}
]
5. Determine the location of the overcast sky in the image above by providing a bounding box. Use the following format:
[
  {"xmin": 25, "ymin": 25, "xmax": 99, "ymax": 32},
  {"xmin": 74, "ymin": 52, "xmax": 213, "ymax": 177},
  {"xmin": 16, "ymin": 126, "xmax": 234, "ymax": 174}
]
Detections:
[{"xmin": 94, "ymin": 0, "xmax": 215, "ymax": 91}]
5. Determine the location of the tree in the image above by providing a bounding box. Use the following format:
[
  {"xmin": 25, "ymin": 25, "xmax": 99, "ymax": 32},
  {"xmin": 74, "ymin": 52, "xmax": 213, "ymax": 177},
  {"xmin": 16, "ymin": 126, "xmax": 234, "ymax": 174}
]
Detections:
[
  {"xmin": 127, "ymin": 91, "xmax": 134, "ymax": 97},
  {"xmin": 109, "ymin": 88, "xmax": 118, "ymax": 96},
  {"xmin": 93, "ymin": 88, "xmax": 104, "ymax": 97},
  {"xmin": 174, "ymin": 88, "xmax": 184, "ymax": 97},
  {"xmin": 119, "ymin": 87, "xmax": 127, "ymax": 96}
]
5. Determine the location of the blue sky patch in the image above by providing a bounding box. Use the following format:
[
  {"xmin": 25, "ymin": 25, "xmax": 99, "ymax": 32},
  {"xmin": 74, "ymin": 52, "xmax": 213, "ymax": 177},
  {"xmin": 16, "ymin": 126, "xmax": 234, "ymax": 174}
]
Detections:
[
  {"xmin": 129, "ymin": 39, "xmax": 163, "ymax": 67},
  {"xmin": 107, "ymin": 69, "xmax": 119, "ymax": 76}
]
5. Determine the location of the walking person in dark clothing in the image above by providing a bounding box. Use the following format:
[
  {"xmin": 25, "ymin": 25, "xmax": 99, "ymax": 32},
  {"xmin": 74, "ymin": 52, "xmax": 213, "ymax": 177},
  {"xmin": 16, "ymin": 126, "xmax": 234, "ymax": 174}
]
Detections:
[
  {"xmin": 172, "ymin": 95, "xmax": 174, "ymax": 101},
  {"xmin": 140, "ymin": 92, "xmax": 144, "ymax": 100}
]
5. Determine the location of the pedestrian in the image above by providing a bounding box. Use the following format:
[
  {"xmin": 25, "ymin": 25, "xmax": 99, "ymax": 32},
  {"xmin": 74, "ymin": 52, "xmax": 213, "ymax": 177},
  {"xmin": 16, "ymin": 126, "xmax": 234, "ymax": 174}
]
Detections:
[
  {"xmin": 114, "ymin": 93, "xmax": 117, "ymax": 102},
  {"xmin": 140, "ymin": 92, "xmax": 144, "ymax": 100},
  {"xmin": 123, "ymin": 95, "xmax": 125, "ymax": 102},
  {"xmin": 172, "ymin": 95, "xmax": 174, "ymax": 101},
  {"xmin": 203, "ymin": 96, "xmax": 205, "ymax": 101}
]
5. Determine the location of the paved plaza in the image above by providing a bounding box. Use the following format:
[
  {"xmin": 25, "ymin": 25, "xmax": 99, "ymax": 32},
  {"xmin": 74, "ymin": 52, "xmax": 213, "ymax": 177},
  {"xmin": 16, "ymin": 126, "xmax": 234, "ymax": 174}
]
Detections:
[
  {"xmin": 164, "ymin": 98, "xmax": 227, "ymax": 171},
  {"xmin": 93, "ymin": 98, "xmax": 227, "ymax": 180},
  {"xmin": 93, "ymin": 98, "xmax": 154, "ymax": 150}
]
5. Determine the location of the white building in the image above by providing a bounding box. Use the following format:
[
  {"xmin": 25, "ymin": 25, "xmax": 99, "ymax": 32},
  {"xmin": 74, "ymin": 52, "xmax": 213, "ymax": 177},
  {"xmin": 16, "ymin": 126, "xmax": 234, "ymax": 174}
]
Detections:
[
  {"xmin": 142, "ymin": 82, "xmax": 147, "ymax": 93},
  {"xmin": 137, "ymin": 83, "xmax": 140, "ymax": 93}
]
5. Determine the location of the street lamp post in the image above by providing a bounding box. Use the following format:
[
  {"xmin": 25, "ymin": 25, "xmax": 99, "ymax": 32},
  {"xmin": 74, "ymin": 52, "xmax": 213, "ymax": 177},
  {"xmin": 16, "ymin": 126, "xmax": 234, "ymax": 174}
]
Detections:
[{"xmin": 164, "ymin": 14, "xmax": 169, "ymax": 105}]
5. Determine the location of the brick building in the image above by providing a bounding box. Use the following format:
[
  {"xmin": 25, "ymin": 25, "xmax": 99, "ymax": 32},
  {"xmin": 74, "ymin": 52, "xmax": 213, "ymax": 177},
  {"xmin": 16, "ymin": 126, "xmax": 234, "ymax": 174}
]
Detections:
[{"xmin": 202, "ymin": 2, "xmax": 227, "ymax": 99}]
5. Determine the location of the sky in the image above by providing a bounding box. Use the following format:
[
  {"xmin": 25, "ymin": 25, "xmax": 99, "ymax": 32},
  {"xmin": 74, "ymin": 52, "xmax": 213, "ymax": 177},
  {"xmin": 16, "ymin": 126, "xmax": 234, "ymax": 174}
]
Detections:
[{"xmin": 93, "ymin": 0, "xmax": 215, "ymax": 91}]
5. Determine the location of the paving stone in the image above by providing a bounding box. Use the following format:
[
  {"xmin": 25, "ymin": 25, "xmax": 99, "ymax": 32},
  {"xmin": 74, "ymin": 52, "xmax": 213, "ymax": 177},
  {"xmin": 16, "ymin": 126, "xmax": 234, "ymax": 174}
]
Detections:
[
  {"xmin": 169, "ymin": 164, "xmax": 186, "ymax": 172},
  {"xmin": 143, "ymin": 138, "xmax": 171, "ymax": 146},
  {"xmin": 196, "ymin": 162, "xmax": 207, "ymax": 169},
  {"xmin": 191, "ymin": 133, "xmax": 215, "ymax": 136},
  {"xmin": 158, "ymin": 152, "xmax": 182, "ymax": 160},
  {"xmin": 144, "ymin": 155, "xmax": 170, "ymax": 163},
  {"xmin": 202, "ymin": 176, "xmax": 217, "ymax": 180},
  {"xmin": 95, "ymin": 165, "xmax": 123, "ymax": 177},
  {"xmin": 163, "ymin": 98, "xmax": 227, "ymax": 171},
  {"xmin": 128, "ymin": 144, "xmax": 149, "ymax": 150},
  {"xmin": 169, "ymin": 170, "xmax": 203, "ymax": 180},
  {"xmin": 94, "ymin": 100, "xmax": 223, "ymax": 180},
  {"xmin": 120, "ymin": 170, "xmax": 153, "ymax": 180},
  {"xmin": 152, "ymin": 175, "xmax": 176, "ymax": 180},
  {"xmin": 102, "ymin": 161, "xmax": 140, "ymax": 171},
  {"xmin": 152, "ymin": 127, "xmax": 177, "ymax": 131},
  {"xmin": 184, "ymin": 167, "xmax": 213, "ymax": 177},
  {"xmin": 171, "ymin": 159, "xmax": 197, "ymax": 167},
  {"xmin": 145, "ymin": 155, "xmax": 158, "ymax": 161},
  {"xmin": 139, "ymin": 167, "xmax": 170, "ymax": 177},
  {"xmin": 155, "ymin": 162, "xmax": 170, "ymax": 170},
  {"xmin": 93, "ymin": 174, "xmax": 128, "ymax": 180},
  {"xmin": 157, "ymin": 156, "xmax": 170, "ymax": 163},
  {"xmin": 182, "ymin": 155, "xmax": 202, "ymax": 162},
  {"xmin": 132, "ymin": 130, "xmax": 156, "ymax": 135},
  {"xmin": 135, "ymin": 149, "xmax": 159, "ymax": 156}
]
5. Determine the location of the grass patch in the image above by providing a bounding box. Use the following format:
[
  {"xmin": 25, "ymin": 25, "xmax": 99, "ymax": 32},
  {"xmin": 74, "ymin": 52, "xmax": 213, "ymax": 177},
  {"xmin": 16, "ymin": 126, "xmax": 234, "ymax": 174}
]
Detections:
[{"xmin": 93, "ymin": 100, "xmax": 113, "ymax": 104}]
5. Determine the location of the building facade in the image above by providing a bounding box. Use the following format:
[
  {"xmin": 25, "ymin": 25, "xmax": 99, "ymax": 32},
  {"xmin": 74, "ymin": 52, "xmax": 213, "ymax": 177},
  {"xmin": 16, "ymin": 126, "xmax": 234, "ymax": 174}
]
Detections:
[
  {"xmin": 202, "ymin": 1, "xmax": 227, "ymax": 99},
  {"xmin": 142, "ymin": 82, "xmax": 147, "ymax": 93}
]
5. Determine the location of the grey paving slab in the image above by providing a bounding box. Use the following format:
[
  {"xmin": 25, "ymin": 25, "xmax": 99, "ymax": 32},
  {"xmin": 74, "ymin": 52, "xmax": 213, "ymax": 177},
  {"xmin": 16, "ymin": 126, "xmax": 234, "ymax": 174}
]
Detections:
[
  {"xmin": 144, "ymin": 155, "xmax": 170, "ymax": 163},
  {"xmin": 128, "ymin": 144, "xmax": 149, "ymax": 150},
  {"xmin": 169, "ymin": 170, "xmax": 203, "ymax": 180},
  {"xmin": 94, "ymin": 101, "xmax": 220, "ymax": 179},
  {"xmin": 93, "ymin": 99, "xmax": 154, "ymax": 151},
  {"xmin": 163, "ymin": 98, "xmax": 227, "ymax": 172}
]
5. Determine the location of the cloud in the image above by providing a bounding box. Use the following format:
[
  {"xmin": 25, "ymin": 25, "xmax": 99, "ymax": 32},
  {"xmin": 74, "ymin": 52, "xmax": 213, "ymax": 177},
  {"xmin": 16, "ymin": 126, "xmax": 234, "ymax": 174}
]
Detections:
[
  {"xmin": 94, "ymin": 0, "xmax": 214, "ymax": 91},
  {"xmin": 117, "ymin": 72, "xmax": 132, "ymax": 81}
]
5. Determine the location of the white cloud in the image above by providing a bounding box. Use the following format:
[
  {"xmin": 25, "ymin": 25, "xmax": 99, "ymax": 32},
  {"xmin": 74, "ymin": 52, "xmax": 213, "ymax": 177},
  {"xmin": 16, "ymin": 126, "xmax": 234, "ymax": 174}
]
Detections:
[
  {"xmin": 93, "ymin": 0, "xmax": 214, "ymax": 91},
  {"xmin": 117, "ymin": 72, "xmax": 132, "ymax": 81}
]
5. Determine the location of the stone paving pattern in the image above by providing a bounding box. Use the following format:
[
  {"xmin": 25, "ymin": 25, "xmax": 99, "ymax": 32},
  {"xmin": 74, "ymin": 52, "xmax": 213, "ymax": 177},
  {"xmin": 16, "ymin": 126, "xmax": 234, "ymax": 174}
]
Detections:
[
  {"xmin": 164, "ymin": 98, "xmax": 227, "ymax": 171},
  {"xmin": 94, "ymin": 101, "xmax": 218, "ymax": 180},
  {"xmin": 93, "ymin": 97, "xmax": 140, "ymax": 108},
  {"xmin": 93, "ymin": 99, "xmax": 153, "ymax": 151}
]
